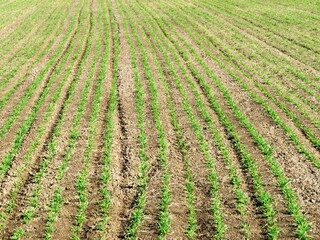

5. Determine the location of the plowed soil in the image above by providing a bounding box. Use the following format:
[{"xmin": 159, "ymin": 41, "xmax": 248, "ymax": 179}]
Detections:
[{"xmin": 0, "ymin": 0, "xmax": 319, "ymax": 239}]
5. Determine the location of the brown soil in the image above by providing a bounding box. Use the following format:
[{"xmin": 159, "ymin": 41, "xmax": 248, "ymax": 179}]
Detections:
[
  {"xmin": 0, "ymin": 0, "xmax": 90, "ymax": 237},
  {"xmin": 144, "ymin": 1, "xmax": 311, "ymax": 238},
  {"xmin": 163, "ymin": 3, "xmax": 320, "ymax": 237},
  {"xmin": 165, "ymin": 4, "xmax": 320, "ymax": 234},
  {"xmin": 102, "ymin": 2, "xmax": 141, "ymax": 238},
  {"xmin": 136, "ymin": 22, "xmax": 189, "ymax": 239},
  {"xmin": 0, "ymin": 0, "xmax": 319, "ymax": 239}
]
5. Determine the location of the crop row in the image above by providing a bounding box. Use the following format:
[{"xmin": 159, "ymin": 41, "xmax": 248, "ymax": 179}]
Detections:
[
  {"xmin": 0, "ymin": 0, "xmax": 53, "ymax": 56},
  {"xmin": 0, "ymin": 1, "xmax": 64, "ymax": 77},
  {"xmin": 0, "ymin": 0, "xmax": 317, "ymax": 239},
  {"xmin": 139, "ymin": 2, "xmax": 278, "ymax": 238},
  {"xmin": 141, "ymin": 11, "xmax": 252, "ymax": 238},
  {"xmin": 119, "ymin": 4, "xmax": 173, "ymax": 239},
  {"xmin": 0, "ymin": 0, "xmax": 41, "ymax": 32},
  {"xmin": 0, "ymin": 0, "xmax": 84, "ymax": 217},
  {"xmin": 119, "ymin": 3, "xmax": 150, "ymax": 238},
  {"xmin": 178, "ymin": 3, "xmax": 320, "ymax": 112},
  {"xmin": 71, "ymin": 1, "xmax": 107, "ymax": 238},
  {"xmin": 45, "ymin": 1, "xmax": 103, "ymax": 239},
  {"xmin": 164, "ymin": 1, "xmax": 320, "ymax": 164},
  {"xmin": 193, "ymin": 0, "xmax": 320, "ymax": 70},
  {"xmin": 98, "ymin": 1, "xmax": 121, "ymax": 237},
  {"xmin": 121, "ymin": 0, "xmax": 252, "ymax": 238},
  {"xmin": 182, "ymin": 1, "xmax": 320, "ymax": 109},
  {"xmin": 132, "ymin": 0, "xmax": 313, "ymax": 238},
  {"xmin": 0, "ymin": 0, "xmax": 84, "ymax": 144},
  {"xmin": 0, "ymin": 0, "xmax": 72, "ymax": 93},
  {"xmin": 0, "ymin": 0, "xmax": 90, "ymax": 236},
  {"xmin": 0, "ymin": 0, "xmax": 73, "ymax": 116}
]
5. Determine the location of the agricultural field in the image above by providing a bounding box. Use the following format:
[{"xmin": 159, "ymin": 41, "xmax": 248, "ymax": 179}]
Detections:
[{"xmin": 0, "ymin": 0, "xmax": 319, "ymax": 239}]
